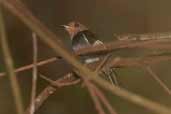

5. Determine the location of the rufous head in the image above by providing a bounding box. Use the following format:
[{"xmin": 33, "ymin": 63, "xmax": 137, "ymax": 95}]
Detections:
[{"xmin": 62, "ymin": 21, "xmax": 88, "ymax": 39}]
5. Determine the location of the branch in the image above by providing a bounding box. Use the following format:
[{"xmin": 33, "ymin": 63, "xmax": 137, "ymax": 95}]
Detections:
[
  {"xmin": 92, "ymin": 84, "xmax": 118, "ymax": 114},
  {"xmin": 76, "ymin": 39, "xmax": 171, "ymax": 56},
  {"xmin": 0, "ymin": 6, "xmax": 24, "ymax": 114},
  {"xmin": 0, "ymin": 57, "xmax": 57, "ymax": 77},
  {"xmin": 25, "ymin": 74, "xmax": 81, "ymax": 114},
  {"xmin": 84, "ymin": 79, "xmax": 106, "ymax": 114},
  {"xmin": 1, "ymin": 55, "xmax": 171, "ymax": 78},
  {"xmin": 25, "ymin": 85, "xmax": 56, "ymax": 114},
  {"xmin": 30, "ymin": 33, "xmax": 38, "ymax": 114},
  {"xmin": 145, "ymin": 66, "xmax": 171, "ymax": 95}
]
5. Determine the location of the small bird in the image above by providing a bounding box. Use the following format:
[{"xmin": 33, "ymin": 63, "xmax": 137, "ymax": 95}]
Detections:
[
  {"xmin": 62, "ymin": 21, "xmax": 104, "ymax": 64},
  {"xmin": 62, "ymin": 21, "xmax": 118, "ymax": 85}
]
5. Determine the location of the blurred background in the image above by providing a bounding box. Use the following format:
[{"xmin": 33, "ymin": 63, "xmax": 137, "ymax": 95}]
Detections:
[{"xmin": 0, "ymin": 0, "xmax": 171, "ymax": 114}]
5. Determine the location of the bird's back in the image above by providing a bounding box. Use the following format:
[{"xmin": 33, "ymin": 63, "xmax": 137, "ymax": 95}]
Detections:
[{"xmin": 72, "ymin": 30, "xmax": 98, "ymax": 51}]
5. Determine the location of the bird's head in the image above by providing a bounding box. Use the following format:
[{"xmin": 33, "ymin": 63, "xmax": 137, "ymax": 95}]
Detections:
[{"xmin": 61, "ymin": 21, "xmax": 88, "ymax": 39}]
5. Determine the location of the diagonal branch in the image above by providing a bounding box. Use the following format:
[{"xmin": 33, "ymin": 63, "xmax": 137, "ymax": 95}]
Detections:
[
  {"xmin": 92, "ymin": 84, "xmax": 118, "ymax": 114},
  {"xmin": 145, "ymin": 66, "xmax": 171, "ymax": 95},
  {"xmin": 84, "ymin": 79, "xmax": 106, "ymax": 114}
]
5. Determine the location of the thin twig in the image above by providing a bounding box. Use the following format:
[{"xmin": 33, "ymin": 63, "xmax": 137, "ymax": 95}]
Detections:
[
  {"xmin": 0, "ymin": 57, "xmax": 57, "ymax": 77},
  {"xmin": 84, "ymin": 79, "xmax": 106, "ymax": 114},
  {"xmin": 25, "ymin": 85, "xmax": 56, "ymax": 114},
  {"xmin": 30, "ymin": 33, "xmax": 38, "ymax": 114},
  {"xmin": 40, "ymin": 74, "xmax": 81, "ymax": 87},
  {"xmin": 91, "ymin": 84, "xmax": 118, "ymax": 114},
  {"xmin": 2, "ymin": 1, "xmax": 171, "ymax": 114},
  {"xmin": 145, "ymin": 66, "xmax": 171, "ymax": 95},
  {"xmin": 0, "ymin": 55, "xmax": 171, "ymax": 78},
  {"xmin": 0, "ymin": 6, "xmax": 24, "ymax": 114}
]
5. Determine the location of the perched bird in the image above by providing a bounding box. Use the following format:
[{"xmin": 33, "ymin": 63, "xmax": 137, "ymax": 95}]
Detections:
[
  {"xmin": 62, "ymin": 21, "xmax": 104, "ymax": 64},
  {"xmin": 62, "ymin": 21, "xmax": 118, "ymax": 85}
]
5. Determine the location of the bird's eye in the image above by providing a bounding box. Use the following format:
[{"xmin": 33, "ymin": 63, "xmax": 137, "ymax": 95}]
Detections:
[{"xmin": 74, "ymin": 23, "xmax": 79, "ymax": 27}]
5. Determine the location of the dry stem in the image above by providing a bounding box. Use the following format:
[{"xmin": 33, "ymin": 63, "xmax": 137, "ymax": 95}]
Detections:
[
  {"xmin": 145, "ymin": 66, "xmax": 171, "ymax": 95},
  {"xmin": 30, "ymin": 33, "xmax": 38, "ymax": 114},
  {"xmin": 25, "ymin": 74, "xmax": 81, "ymax": 114},
  {"xmin": 0, "ymin": 6, "xmax": 24, "ymax": 114}
]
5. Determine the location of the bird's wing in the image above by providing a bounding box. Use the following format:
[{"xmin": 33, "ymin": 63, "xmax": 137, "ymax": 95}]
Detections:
[
  {"xmin": 81, "ymin": 30, "xmax": 99, "ymax": 44},
  {"xmin": 72, "ymin": 30, "xmax": 105, "ymax": 51},
  {"xmin": 81, "ymin": 30, "xmax": 105, "ymax": 47},
  {"xmin": 71, "ymin": 31, "xmax": 91, "ymax": 51}
]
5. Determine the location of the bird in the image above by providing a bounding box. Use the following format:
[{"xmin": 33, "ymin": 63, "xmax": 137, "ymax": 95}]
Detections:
[
  {"xmin": 61, "ymin": 21, "xmax": 104, "ymax": 64},
  {"xmin": 62, "ymin": 21, "xmax": 119, "ymax": 85}
]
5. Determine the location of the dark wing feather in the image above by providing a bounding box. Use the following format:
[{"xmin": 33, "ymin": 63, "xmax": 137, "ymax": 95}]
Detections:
[
  {"xmin": 81, "ymin": 30, "xmax": 98, "ymax": 44},
  {"xmin": 72, "ymin": 30, "xmax": 98, "ymax": 51}
]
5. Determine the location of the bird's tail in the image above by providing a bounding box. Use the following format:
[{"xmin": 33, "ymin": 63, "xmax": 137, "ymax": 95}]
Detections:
[{"xmin": 102, "ymin": 68, "xmax": 119, "ymax": 86}]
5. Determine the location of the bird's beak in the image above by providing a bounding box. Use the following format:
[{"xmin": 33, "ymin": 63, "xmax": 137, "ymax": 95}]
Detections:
[{"xmin": 60, "ymin": 25, "xmax": 71, "ymax": 29}]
